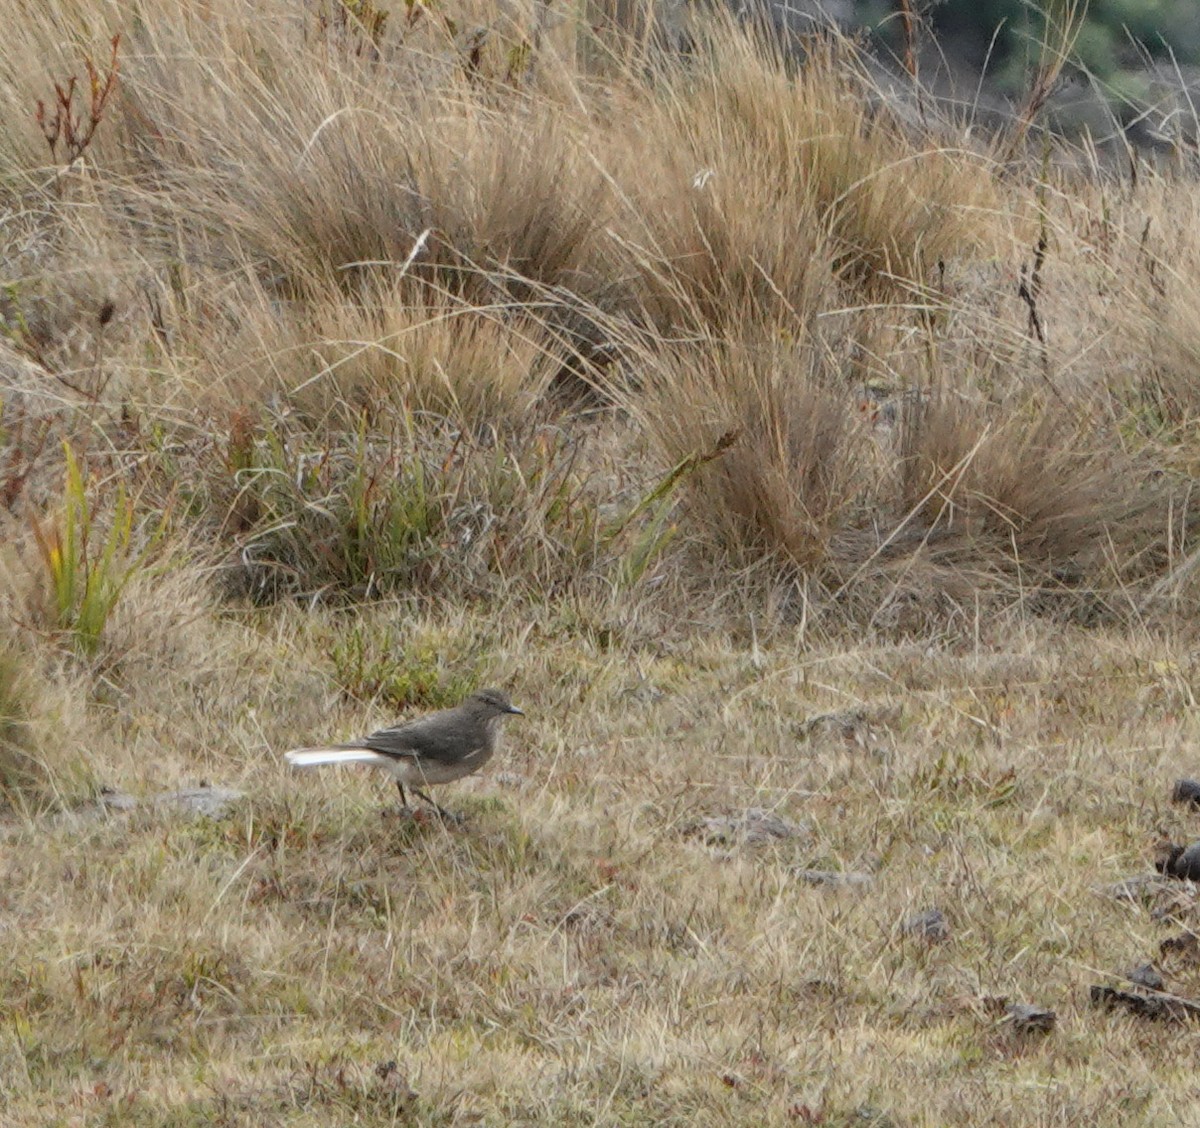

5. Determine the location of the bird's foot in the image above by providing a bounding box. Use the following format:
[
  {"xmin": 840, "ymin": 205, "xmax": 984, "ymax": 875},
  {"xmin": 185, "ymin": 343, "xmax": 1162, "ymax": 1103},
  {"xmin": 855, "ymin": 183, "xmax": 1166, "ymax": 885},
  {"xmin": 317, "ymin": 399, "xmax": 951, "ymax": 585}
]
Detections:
[
  {"xmin": 411, "ymin": 787, "xmax": 465, "ymax": 826},
  {"xmin": 384, "ymin": 803, "xmax": 463, "ymax": 827},
  {"xmin": 382, "ymin": 804, "xmax": 418, "ymax": 822}
]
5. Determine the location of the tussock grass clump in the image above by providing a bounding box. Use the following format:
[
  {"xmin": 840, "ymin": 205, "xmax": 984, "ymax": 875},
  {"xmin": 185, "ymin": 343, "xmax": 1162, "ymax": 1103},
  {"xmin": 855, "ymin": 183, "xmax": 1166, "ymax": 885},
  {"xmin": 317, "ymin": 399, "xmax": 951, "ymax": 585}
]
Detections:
[
  {"xmin": 116, "ymin": 4, "xmax": 613, "ymax": 305},
  {"xmin": 631, "ymin": 330, "xmax": 865, "ymax": 570},
  {"xmin": 207, "ymin": 397, "xmax": 692, "ymax": 606},
  {"xmin": 1109, "ymin": 186, "xmax": 1200, "ymax": 441},
  {"xmin": 896, "ymin": 394, "xmax": 1159, "ymax": 575},
  {"xmin": 629, "ymin": 323, "xmax": 1170, "ymax": 617},
  {"xmin": 611, "ymin": 25, "xmax": 1000, "ymax": 335},
  {"xmin": 296, "ymin": 292, "xmax": 562, "ymax": 424}
]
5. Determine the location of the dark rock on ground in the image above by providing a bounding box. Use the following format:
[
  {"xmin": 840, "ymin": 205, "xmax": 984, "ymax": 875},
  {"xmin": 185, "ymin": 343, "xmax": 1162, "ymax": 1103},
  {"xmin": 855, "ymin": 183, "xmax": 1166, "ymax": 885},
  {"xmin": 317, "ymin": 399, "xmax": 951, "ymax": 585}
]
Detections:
[
  {"xmin": 1173, "ymin": 779, "xmax": 1200, "ymax": 807},
  {"xmin": 1156, "ymin": 840, "xmax": 1200, "ymax": 881},
  {"xmin": 1161, "ymin": 931, "xmax": 1200, "ymax": 962},
  {"xmin": 902, "ymin": 908, "xmax": 950, "ymax": 942},
  {"xmin": 1005, "ymin": 1003, "xmax": 1056, "ymax": 1035},
  {"xmin": 1127, "ymin": 963, "xmax": 1166, "ymax": 992},
  {"xmin": 1090, "ymin": 984, "xmax": 1200, "ymax": 1022}
]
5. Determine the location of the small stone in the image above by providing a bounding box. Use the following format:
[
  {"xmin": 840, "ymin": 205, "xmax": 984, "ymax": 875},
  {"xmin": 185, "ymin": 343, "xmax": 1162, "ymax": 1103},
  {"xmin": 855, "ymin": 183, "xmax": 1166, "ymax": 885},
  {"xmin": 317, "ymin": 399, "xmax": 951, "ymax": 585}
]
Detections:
[
  {"xmin": 1127, "ymin": 963, "xmax": 1165, "ymax": 991},
  {"xmin": 852, "ymin": 1105, "xmax": 896, "ymax": 1126},
  {"xmin": 1005, "ymin": 1003, "xmax": 1056, "ymax": 1034},
  {"xmin": 1172, "ymin": 779, "xmax": 1200, "ymax": 807},
  {"xmin": 97, "ymin": 789, "xmax": 138, "ymax": 812},
  {"xmin": 1161, "ymin": 931, "xmax": 1200, "ymax": 961},
  {"xmin": 1157, "ymin": 840, "xmax": 1200, "ymax": 880},
  {"xmin": 792, "ymin": 868, "xmax": 873, "ymax": 888},
  {"xmin": 1102, "ymin": 874, "xmax": 1179, "ymax": 902},
  {"xmin": 799, "ymin": 708, "xmax": 870, "ymax": 741},
  {"xmin": 625, "ymin": 680, "xmax": 665, "ymax": 704},
  {"xmin": 1090, "ymin": 984, "xmax": 1200, "ymax": 1022},
  {"xmin": 151, "ymin": 786, "xmax": 245, "ymax": 819},
  {"xmin": 795, "ymin": 704, "xmax": 901, "ymax": 754},
  {"xmin": 902, "ymin": 908, "xmax": 950, "ymax": 942},
  {"xmin": 692, "ymin": 808, "xmax": 808, "ymax": 848},
  {"xmin": 1102, "ymin": 874, "xmax": 1197, "ymax": 921}
]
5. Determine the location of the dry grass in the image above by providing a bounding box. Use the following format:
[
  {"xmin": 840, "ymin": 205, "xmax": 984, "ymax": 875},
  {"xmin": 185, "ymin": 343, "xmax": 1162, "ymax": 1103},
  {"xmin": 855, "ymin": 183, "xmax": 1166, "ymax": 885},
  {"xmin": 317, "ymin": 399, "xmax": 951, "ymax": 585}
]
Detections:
[
  {"xmin": 3, "ymin": 0, "xmax": 1200, "ymax": 1122},
  {"xmin": 6, "ymin": 597, "xmax": 1200, "ymax": 1125}
]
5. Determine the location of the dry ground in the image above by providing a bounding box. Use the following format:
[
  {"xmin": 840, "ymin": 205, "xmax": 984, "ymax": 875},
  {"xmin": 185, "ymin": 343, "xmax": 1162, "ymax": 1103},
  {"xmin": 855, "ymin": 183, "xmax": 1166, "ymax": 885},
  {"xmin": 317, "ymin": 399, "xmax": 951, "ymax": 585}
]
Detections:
[
  {"xmin": 6, "ymin": 602, "xmax": 1200, "ymax": 1125},
  {"xmin": 4, "ymin": 0, "xmax": 1200, "ymax": 1124}
]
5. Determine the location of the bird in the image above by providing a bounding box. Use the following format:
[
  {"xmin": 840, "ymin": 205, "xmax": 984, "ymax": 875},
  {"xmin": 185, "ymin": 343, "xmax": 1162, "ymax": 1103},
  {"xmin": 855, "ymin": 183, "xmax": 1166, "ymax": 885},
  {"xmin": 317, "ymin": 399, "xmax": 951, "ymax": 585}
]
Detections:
[{"xmin": 283, "ymin": 688, "xmax": 523, "ymax": 819}]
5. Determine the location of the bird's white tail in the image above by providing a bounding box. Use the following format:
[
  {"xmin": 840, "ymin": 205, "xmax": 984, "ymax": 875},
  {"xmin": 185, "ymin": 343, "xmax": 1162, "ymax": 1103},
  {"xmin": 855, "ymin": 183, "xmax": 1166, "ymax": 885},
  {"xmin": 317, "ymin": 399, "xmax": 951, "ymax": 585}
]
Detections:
[{"xmin": 284, "ymin": 748, "xmax": 387, "ymax": 769}]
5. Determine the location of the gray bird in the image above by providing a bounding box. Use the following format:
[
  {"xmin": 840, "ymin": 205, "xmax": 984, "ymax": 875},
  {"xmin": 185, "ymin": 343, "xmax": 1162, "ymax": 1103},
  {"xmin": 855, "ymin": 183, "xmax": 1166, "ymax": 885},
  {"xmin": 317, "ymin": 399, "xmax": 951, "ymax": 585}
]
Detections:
[{"xmin": 283, "ymin": 688, "xmax": 523, "ymax": 819}]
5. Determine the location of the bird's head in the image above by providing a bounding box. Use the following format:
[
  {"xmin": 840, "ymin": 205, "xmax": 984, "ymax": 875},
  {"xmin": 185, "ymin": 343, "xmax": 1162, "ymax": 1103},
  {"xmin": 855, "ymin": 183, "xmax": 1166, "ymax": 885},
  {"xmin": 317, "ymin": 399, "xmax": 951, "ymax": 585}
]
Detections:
[{"xmin": 469, "ymin": 688, "xmax": 524, "ymax": 718}]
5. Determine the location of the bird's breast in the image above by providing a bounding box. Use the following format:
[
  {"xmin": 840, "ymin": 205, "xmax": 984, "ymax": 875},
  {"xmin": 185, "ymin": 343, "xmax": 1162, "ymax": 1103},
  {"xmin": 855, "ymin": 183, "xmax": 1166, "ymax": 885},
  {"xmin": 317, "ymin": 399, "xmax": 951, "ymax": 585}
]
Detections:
[{"xmin": 391, "ymin": 741, "xmax": 495, "ymax": 785}]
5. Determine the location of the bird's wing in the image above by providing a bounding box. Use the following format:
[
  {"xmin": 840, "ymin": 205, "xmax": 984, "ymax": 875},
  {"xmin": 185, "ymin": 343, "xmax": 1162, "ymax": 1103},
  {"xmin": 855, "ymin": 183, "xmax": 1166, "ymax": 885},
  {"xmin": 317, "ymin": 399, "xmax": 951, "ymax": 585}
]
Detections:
[{"xmin": 362, "ymin": 711, "xmax": 465, "ymax": 764}]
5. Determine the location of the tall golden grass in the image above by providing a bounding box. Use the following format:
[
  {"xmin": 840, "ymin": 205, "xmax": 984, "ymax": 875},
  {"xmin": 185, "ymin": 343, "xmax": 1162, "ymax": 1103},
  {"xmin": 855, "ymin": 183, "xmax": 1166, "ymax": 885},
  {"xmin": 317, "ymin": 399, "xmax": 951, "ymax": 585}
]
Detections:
[{"xmin": 0, "ymin": 0, "xmax": 1190, "ymax": 640}]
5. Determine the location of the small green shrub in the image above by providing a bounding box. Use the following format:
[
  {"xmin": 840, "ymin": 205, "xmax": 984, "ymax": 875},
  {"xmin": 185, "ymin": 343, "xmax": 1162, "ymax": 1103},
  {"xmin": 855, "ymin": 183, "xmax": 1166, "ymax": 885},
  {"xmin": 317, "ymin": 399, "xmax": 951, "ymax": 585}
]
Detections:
[
  {"xmin": 330, "ymin": 622, "xmax": 480, "ymax": 710},
  {"xmin": 216, "ymin": 405, "xmax": 604, "ymax": 603},
  {"xmin": 30, "ymin": 444, "xmax": 166, "ymax": 656}
]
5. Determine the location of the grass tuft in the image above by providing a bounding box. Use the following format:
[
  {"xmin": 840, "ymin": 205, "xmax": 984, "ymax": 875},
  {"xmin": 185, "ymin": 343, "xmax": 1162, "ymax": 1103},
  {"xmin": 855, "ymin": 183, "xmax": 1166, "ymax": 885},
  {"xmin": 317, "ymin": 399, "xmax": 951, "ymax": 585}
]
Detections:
[
  {"xmin": 30, "ymin": 444, "xmax": 166, "ymax": 655},
  {"xmin": 0, "ymin": 642, "xmax": 42, "ymax": 807}
]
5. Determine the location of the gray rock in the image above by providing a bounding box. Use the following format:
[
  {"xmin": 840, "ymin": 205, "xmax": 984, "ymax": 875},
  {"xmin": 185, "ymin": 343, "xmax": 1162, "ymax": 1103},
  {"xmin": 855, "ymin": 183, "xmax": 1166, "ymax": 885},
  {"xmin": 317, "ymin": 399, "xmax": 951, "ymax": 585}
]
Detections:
[
  {"xmin": 851, "ymin": 1106, "xmax": 896, "ymax": 1127},
  {"xmin": 797, "ymin": 704, "xmax": 901, "ymax": 752},
  {"xmin": 151, "ymin": 786, "xmax": 245, "ymax": 818},
  {"xmin": 97, "ymin": 788, "xmax": 138, "ymax": 812},
  {"xmin": 1006, "ymin": 1002, "xmax": 1056, "ymax": 1035},
  {"xmin": 95, "ymin": 785, "xmax": 245, "ymax": 819},
  {"xmin": 1158, "ymin": 840, "xmax": 1200, "ymax": 881},
  {"xmin": 798, "ymin": 707, "xmax": 870, "ymax": 743},
  {"xmin": 1127, "ymin": 963, "xmax": 1165, "ymax": 991},
  {"xmin": 792, "ymin": 867, "xmax": 873, "ymax": 888},
  {"xmin": 1172, "ymin": 779, "xmax": 1200, "ymax": 807},
  {"xmin": 902, "ymin": 907, "xmax": 950, "ymax": 942},
  {"xmin": 1101, "ymin": 874, "xmax": 1186, "ymax": 903},
  {"xmin": 694, "ymin": 807, "xmax": 809, "ymax": 847}
]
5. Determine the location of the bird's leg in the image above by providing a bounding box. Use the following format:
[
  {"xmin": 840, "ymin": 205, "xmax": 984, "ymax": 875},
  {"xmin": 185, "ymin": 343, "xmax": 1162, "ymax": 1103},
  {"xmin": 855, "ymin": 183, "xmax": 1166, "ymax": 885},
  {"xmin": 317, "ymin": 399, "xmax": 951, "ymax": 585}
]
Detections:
[
  {"xmin": 396, "ymin": 781, "xmax": 409, "ymax": 809},
  {"xmin": 411, "ymin": 786, "xmax": 462, "ymax": 824}
]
